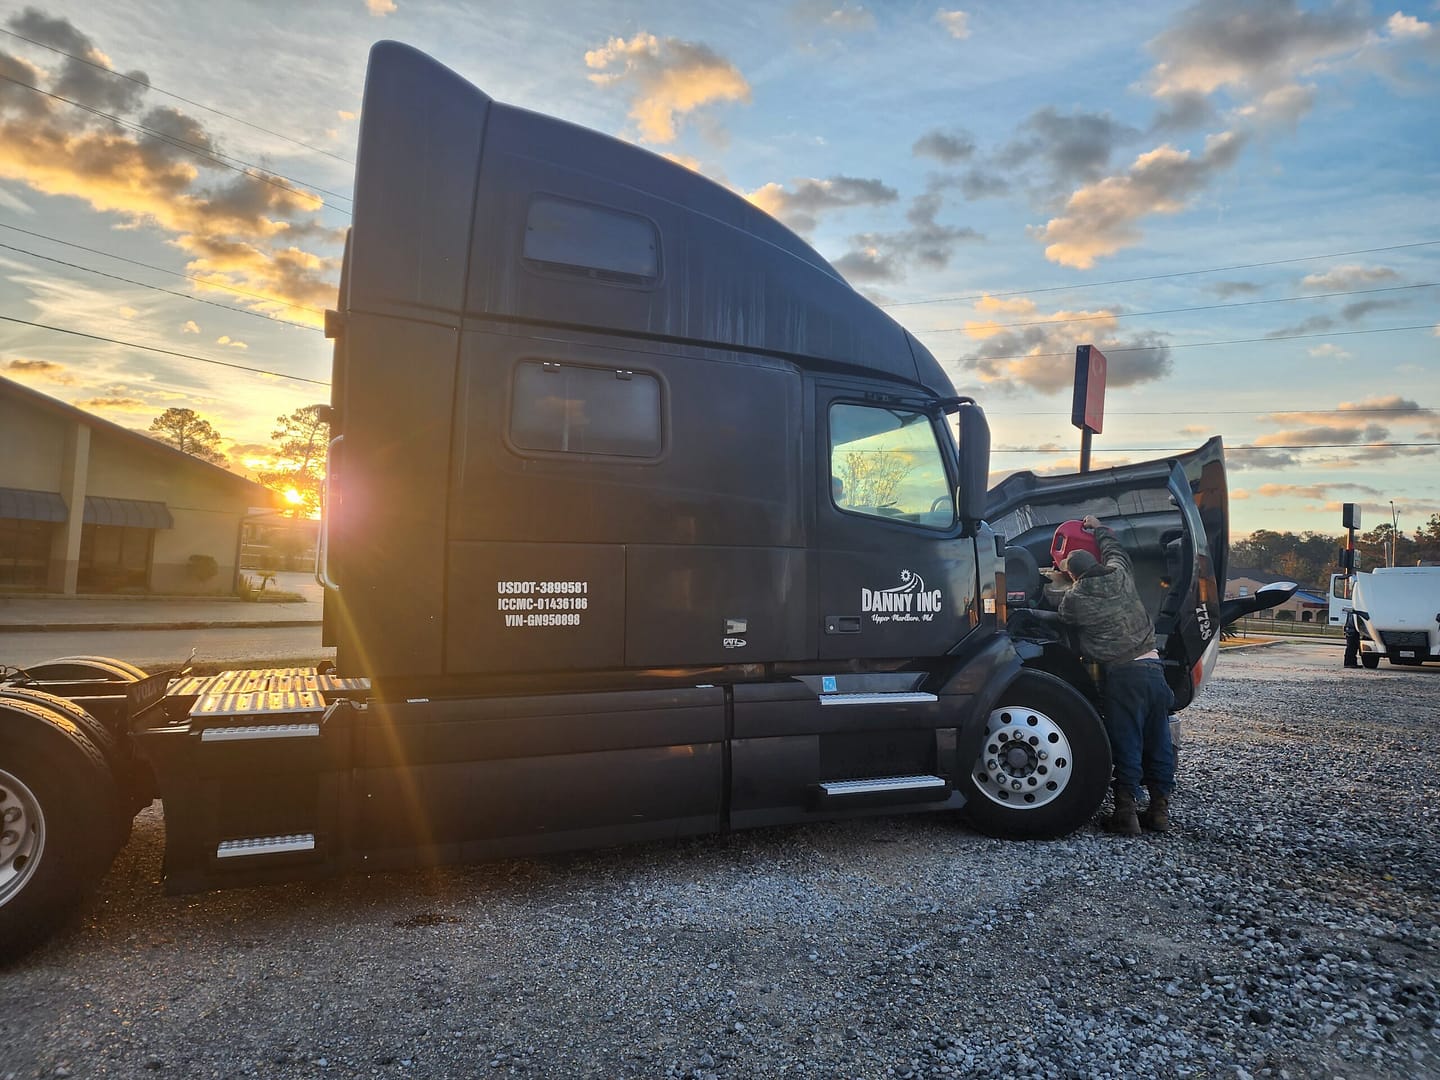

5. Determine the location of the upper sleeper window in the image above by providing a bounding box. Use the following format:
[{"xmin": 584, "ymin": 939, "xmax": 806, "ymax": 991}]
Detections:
[
  {"xmin": 511, "ymin": 362, "xmax": 663, "ymax": 459},
  {"xmin": 523, "ymin": 197, "xmax": 659, "ymax": 284}
]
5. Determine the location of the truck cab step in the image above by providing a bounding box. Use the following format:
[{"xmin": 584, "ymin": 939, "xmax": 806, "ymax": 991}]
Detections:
[{"xmin": 813, "ymin": 774, "xmax": 950, "ymax": 806}]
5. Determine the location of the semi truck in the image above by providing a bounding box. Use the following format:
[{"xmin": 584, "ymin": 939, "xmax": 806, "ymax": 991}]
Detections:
[
  {"xmin": 0, "ymin": 42, "xmax": 1294, "ymax": 957},
  {"xmin": 1328, "ymin": 566, "xmax": 1440, "ymax": 667}
]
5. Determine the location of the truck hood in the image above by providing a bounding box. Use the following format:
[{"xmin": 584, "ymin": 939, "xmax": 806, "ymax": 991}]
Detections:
[{"xmin": 985, "ymin": 437, "xmax": 1231, "ymax": 710}]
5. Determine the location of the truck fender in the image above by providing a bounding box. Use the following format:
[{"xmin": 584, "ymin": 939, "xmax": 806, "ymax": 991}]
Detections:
[{"xmin": 932, "ymin": 634, "xmax": 1023, "ymax": 774}]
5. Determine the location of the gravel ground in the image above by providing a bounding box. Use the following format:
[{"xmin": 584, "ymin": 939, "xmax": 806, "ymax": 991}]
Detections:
[{"xmin": 2, "ymin": 643, "xmax": 1437, "ymax": 1080}]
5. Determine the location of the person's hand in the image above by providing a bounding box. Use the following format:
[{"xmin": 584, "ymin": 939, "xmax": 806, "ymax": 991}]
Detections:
[
  {"xmin": 1082, "ymin": 514, "xmax": 1102, "ymax": 530},
  {"xmin": 1042, "ymin": 566, "xmax": 1068, "ymax": 582}
]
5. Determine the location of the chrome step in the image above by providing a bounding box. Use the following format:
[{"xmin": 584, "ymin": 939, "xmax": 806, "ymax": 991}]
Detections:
[
  {"xmin": 817, "ymin": 692, "xmax": 938, "ymax": 707},
  {"xmin": 216, "ymin": 834, "xmax": 316, "ymax": 859},
  {"xmin": 819, "ymin": 774, "xmax": 948, "ymax": 797},
  {"xmin": 200, "ymin": 723, "xmax": 321, "ymax": 742}
]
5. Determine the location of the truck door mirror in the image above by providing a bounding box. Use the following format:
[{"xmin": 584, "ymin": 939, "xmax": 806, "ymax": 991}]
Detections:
[{"xmin": 952, "ymin": 401, "xmax": 990, "ymax": 535}]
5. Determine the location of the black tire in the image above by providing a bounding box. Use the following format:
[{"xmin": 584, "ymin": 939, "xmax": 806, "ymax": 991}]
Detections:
[
  {"xmin": 1361, "ymin": 654, "xmax": 1380, "ymax": 669},
  {"xmin": 0, "ymin": 699, "xmax": 123, "ymax": 960},
  {"xmin": 20, "ymin": 656, "xmax": 146, "ymax": 684},
  {"xmin": 0, "ymin": 690, "xmax": 133, "ymax": 856},
  {"xmin": 963, "ymin": 669, "xmax": 1112, "ymax": 840}
]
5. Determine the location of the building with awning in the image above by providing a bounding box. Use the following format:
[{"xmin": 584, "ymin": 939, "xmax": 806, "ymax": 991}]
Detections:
[{"xmin": 0, "ymin": 375, "xmax": 282, "ymax": 595}]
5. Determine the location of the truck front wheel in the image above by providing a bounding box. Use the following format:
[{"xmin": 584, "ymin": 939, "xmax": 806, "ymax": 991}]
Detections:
[
  {"xmin": 1361, "ymin": 654, "xmax": 1380, "ymax": 669},
  {"xmin": 963, "ymin": 670, "xmax": 1111, "ymax": 840},
  {"xmin": 0, "ymin": 700, "xmax": 122, "ymax": 959}
]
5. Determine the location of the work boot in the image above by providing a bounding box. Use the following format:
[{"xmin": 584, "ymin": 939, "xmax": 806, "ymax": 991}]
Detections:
[
  {"xmin": 1141, "ymin": 788, "xmax": 1171, "ymax": 833},
  {"xmin": 1107, "ymin": 787, "xmax": 1141, "ymax": 836}
]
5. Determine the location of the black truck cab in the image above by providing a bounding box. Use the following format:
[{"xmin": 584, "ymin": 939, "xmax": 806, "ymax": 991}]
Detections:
[{"xmin": 0, "ymin": 43, "xmax": 1293, "ymax": 955}]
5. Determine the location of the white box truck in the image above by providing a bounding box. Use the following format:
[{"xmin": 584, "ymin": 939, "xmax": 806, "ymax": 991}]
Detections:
[{"xmin": 1328, "ymin": 566, "xmax": 1440, "ymax": 668}]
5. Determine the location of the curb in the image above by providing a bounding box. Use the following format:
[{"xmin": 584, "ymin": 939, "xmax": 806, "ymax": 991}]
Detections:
[{"xmin": 0, "ymin": 620, "xmax": 323, "ymax": 633}]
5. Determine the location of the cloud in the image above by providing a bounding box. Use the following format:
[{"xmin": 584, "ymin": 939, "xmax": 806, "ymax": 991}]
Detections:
[
  {"xmin": 954, "ymin": 305, "xmax": 1173, "ymax": 395},
  {"xmin": 1307, "ymin": 343, "xmax": 1350, "ymax": 359},
  {"xmin": 9, "ymin": 8, "xmax": 150, "ymax": 113},
  {"xmin": 1206, "ymin": 279, "xmax": 1262, "ymax": 298},
  {"xmin": 1251, "ymin": 481, "xmax": 1381, "ymax": 500},
  {"xmin": 746, "ymin": 175, "xmax": 898, "ymax": 235},
  {"xmin": 182, "ymin": 320, "xmax": 200, "ymax": 333},
  {"xmin": 0, "ymin": 12, "xmax": 338, "ymax": 327},
  {"xmin": 1263, "ymin": 395, "xmax": 1435, "ymax": 427},
  {"xmin": 913, "ymin": 129, "xmax": 976, "ymax": 164},
  {"xmin": 4, "ymin": 356, "xmax": 75, "ymax": 383},
  {"xmin": 1253, "ymin": 423, "xmax": 1390, "ymax": 446},
  {"xmin": 585, "ymin": 33, "xmax": 751, "ymax": 144},
  {"xmin": 1227, "ymin": 449, "xmax": 1299, "ymax": 470},
  {"xmin": 117, "ymin": 305, "xmax": 138, "ymax": 318},
  {"xmin": 1386, "ymin": 12, "xmax": 1432, "ymax": 40},
  {"xmin": 1147, "ymin": 90, "xmax": 1218, "ymax": 134},
  {"xmin": 790, "ymin": 1, "xmax": 875, "ymax": 31},
  {"xmin": 833, "ymin": 189, "xmax": 981, "ymax": 284},
  {"xmin": 936, "ymin": 10, "xmax": 971, "ymax": 39},
  {"xmin": 366, "ymin": 0, "xmax": 397, "ymax": 15},
  {"xmin": 1033, "ymin": 131, "xmax": 1246, "ymax": 267},
  {"xmin": 76, "ymin": 396, "xmax": 150, "ymax": 412},
  {"xmin": 999, "ymin": 107, "xmax": 1142, "ymax": 193},
  {"xmin": 1145, "ymin": 0, "xmax": 1371, "ymax": 102},
  {"xmin": 216, "ymin": 335, "xmax": 248, "ymax": 349},
  {"xmin": 832, "ymin": 245, "xmax": 900, "ymax": 284},
  {"xmin": 1300, "ymin": 264, "xmax": 1399, "ymax": 291},
  {"xmin": 174, "ymin": 235, "xmax": 340, "ymax": 320}
]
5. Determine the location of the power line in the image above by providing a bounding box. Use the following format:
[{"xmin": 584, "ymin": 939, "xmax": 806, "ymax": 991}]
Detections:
[
  {"xmin": 921, "ymin": 282, "xmax": 1438, "ymax": 334},
  {"xmin": 995, "ymin": 407, "xmax": 1433, "ymax": 416},
  {"xmin": 959, "ymin": 323, "xmax": 1437, "ymax": 363},
  {"xmin": 0, "ymin": 25, "xmax": 356, "ymax": 166},
  {"xmin": 0, "ymin": 222, "xmax": 328, "ymax": 315},
  {"xmin": 0, "ymin": 72, "xmax": 352, "ymax": 211},
  {"xmin": 0, "ymin": 314, "xmax": 329, "ymax": 387},
  {"xmin": 881, "ymin": 238, "xmax": 1440, "ymax": 309},
  {"xmin": 992, "ymin": 442, "xmax": 1440, "ymax": 453},
  {"xmin": 0, "ymin": 242, "xmax": 324, "ymax": 332}
]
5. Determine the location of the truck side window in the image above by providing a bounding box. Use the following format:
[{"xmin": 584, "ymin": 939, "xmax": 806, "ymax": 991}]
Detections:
[
  {"xmin": 829, "ymin": 403, "xmax": 953, "ymax": 528},
  {"xmin": 510, "ymin": 361, "xmax": 663, "ymax": 458}
]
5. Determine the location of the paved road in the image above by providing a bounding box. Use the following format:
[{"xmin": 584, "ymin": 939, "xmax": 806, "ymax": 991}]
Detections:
[{"xmin": 0, "ymin": 624, "xmax": 331, "ymax": 671}]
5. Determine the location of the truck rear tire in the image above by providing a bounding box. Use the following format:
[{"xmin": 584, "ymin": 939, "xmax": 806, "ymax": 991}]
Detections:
[
  {"xmin": 963, "ymin": 670, "xmax": 1111, "ymax": 840},
  {"xmin": 20, "ymin": 656, "xmax": 147, "ymax": 683},
  {"xmin": 0, "ymin": 689, "xmax": 132, "ymax": 856},
  {"xmin": 0, "ymin": 699, "xmax": 123, "ymax": 960}
]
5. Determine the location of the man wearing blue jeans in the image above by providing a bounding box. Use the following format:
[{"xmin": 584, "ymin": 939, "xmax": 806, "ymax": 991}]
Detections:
[{"xmin": 1052, "ymin": 514, "xmax": 1176, "ymax": 835}]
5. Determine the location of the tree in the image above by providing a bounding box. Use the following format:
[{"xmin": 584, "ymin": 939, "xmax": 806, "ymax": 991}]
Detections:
[
  {"xmin": 257, "ymin": 405, "xmax": 329, "ymax": 517},
  {"xmin": 149, "ymin": 407, "xmax": 226, "ymax": 465},
  {"xmin": 837, "ymin": 450, "xmax": 912, "ymax": 510}
]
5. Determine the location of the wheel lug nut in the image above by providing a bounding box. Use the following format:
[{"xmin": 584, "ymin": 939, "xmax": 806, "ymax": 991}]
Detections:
[
  {"xmin": 1, "ymin": 830, "xmax": 17, "ymax": 845},
  {"xmin": 2, "ymin": 807, "xmax": 19, "ymax": 823}
]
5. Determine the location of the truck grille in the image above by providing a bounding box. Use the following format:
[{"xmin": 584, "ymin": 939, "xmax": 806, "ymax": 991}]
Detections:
[{"xmin": 1380, "ymin": 630, "xmax": 1430, "ymax": 648}]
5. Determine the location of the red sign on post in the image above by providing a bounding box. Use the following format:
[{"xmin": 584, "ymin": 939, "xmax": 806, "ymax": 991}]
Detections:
[{"xmin": 1071, "ymin": 344, "xmax": 1107, "ymax": 434}]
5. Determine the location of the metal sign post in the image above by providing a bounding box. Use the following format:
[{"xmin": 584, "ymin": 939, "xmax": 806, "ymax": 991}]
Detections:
[{"xmin": 1071, "ymin": 344, "xmax": 1107, "ymax": 473}]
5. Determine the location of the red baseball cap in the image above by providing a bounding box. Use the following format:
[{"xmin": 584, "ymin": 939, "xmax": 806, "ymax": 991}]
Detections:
[{"xmin": 1051, "ymin": 519, "xmax": 1101, "ymax": 568}]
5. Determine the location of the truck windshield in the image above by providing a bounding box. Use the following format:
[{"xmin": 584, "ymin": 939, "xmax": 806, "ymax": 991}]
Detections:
[{"xmin": 830, "ymin": 403, "xmax": 954, "ymax": 528}]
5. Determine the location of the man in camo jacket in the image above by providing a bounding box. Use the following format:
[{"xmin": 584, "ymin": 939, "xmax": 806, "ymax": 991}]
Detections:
[{"xmin": 1052, "ymin": 514, "xmax": 1175, "ymax": 836}]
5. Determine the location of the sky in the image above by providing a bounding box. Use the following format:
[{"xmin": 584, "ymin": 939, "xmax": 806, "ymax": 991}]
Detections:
[{"xmin": 0, "ymin": 0, "xmax": 1436, "ymax": 540}]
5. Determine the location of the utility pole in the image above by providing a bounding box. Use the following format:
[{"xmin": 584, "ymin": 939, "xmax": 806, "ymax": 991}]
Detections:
[{"xmin": 1389, "ymin": 500, "xmax": 1398, "ymax": 566}]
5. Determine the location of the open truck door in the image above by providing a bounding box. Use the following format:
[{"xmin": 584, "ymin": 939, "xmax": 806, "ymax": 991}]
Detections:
[{"xmin": 985, "ymin": 436, "xmax": 1233, "ymax": 710}]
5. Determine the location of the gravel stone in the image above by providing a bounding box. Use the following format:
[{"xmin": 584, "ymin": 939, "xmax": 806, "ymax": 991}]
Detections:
[{"xmin": 1, "ymin": 644, "xmax": 1437, "ymax": 1078}]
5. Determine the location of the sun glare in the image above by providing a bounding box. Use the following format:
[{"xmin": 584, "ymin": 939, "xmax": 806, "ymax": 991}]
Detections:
[{"xmin": 283, "ymin": 488, "xmax": 304, "ymax": 505}]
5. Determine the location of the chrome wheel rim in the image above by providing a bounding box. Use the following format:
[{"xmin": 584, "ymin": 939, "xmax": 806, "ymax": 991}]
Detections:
[
  {"xmin": 0, "ymin": 767, "xmax": 45, "ymax": 909},
  {"xmin": 971, "ymin": 705, "xmax": 1074, "ymax": 810}
]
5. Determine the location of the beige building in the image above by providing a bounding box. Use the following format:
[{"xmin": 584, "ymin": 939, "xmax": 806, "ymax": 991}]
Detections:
[{"xmin": 0, "ymin": 376, "xmax": 280, "ymax": 595}]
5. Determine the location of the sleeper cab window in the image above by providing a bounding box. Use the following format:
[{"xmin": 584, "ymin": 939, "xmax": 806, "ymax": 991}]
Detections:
[
  {"xmin": 522, "ymin": 197, "xmax": 660, "ymax": 285},
  {"xmin": 510, "ymin": 361, "xmax": 663, "ymax": 459},
  {"xmin": 829, "ymin": 402, "xmax": 954, "ymax": 529}
]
